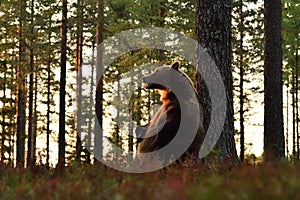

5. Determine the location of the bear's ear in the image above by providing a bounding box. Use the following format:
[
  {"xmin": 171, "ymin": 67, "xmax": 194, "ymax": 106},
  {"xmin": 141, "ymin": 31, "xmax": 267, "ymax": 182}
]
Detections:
[{"xmin": 171, "ymin": 62, "xmax": 180, "ymax": 71}]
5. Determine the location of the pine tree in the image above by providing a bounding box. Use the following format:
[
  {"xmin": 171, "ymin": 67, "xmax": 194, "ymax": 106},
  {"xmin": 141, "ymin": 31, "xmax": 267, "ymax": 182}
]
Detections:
[
  {"xmin": 264, "ymin": 0, "xmax": 285, "ymax": 162},
  {"xmin": 58, "ymin": 0, "xmax": 68, "ymax": 168},
  {"xmin": 27, "ymin": 0, "xmax": 36, "ymax": 168},
  {"xmin": 196, "ymin": 0, "xmax": 238, "ymax": 163},
  {"xmin": 94, "ymin": 0, "xmax": 104, "ymax": 164},
  {"xmin": 75, "ymin": 0, "xmax": 84, "ymax": 162},
  {"xmin": 16, "ymin": 0, "xmax": 27, "ymax": 168}
]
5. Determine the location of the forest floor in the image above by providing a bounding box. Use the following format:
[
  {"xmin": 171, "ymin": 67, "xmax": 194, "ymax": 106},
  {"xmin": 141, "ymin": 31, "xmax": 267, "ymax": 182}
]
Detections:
[{"xmin": 0, "ymin": 161, "xmax": 299, "ymax": 200}]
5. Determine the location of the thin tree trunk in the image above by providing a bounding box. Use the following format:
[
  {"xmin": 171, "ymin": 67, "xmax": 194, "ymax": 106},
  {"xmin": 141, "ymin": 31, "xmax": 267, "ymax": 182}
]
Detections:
[
  {"xmin": 33, "ymin": 68, "xmax": 37, "ymax": 166},
  {"xmin": 58, "ymin": 0, "xmax": 67, "ymax": 168},
  {"xmin": 46, "ymin": 28, "xmax": 51, "ymax": 167},
  {"xmin": 296, "ymin": 45, "xmax": 299, "ymax": 162},
  {"xmin": 286, "ymin": 83, "xmax": 289, "ymax": 157},
  {"xmin": 86, "ymin": 42, "xmax": 95, "ymax": 163},
  {"xmin": 16, "ymin": 0, "xmax": 26, "ymax": 168},
  {"xmin": 292, "ymin": 68, "xmax": 296, "ymax": 161},
  {"xmin": 27, "ymin": 0, "xmax": 35, "ymax": 168},
  {"xmin": 9, "ymin": 56, "xmax": 16, "ymax": 165},
  {"xmin": 94, "ymin": 0, "xmax": 104, "ymax": 164},
  {"xmin": 157, "ymin": 0, "xmax": 165, "ymax": 27},
  {"xmin": 1, "ymin": 60, "xmax": 7, "ymax": 162},
  {"xmin": 75, "ymin": 0, "xmax": 83, "ymax": 162},
  {"xmin": 116, "ymin": 80, "xmax": 120, "ymax": 148},
  {"xmin": 128, "ymin": 118, "xmax": 134, "ymax": 152},
  {"xmin": 238, "ymin": 0, "xmax": 245, "ymax": 162},
  {"xmin": 296, "ymin": 44, "xmax": 299, "ymax": 161},
  {"xmin": 263, "ymin": 0, "xmax": 285, "ymax": 162}
]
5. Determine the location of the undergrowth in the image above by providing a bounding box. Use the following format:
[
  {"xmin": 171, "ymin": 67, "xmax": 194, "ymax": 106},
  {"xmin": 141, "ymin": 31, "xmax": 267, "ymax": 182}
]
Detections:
[{"xmin": 0, "ymin": 162, "xmax": 299, "ymax": 200}]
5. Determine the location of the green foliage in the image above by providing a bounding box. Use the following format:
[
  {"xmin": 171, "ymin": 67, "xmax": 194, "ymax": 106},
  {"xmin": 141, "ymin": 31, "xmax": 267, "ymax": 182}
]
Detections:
[
  {"xmin": 282, "ymin": 0, "xmax": 300, "ymax": 83},
  {"xmin": 282, "ymin": 0, "xmax": 300, "ymax": 162}
]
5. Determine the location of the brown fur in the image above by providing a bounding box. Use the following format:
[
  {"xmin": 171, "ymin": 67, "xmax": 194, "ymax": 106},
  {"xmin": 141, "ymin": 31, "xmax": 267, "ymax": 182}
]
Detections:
[{"xmin": 137, "ymin": 62, "xmax": 204, "ymax": 162}]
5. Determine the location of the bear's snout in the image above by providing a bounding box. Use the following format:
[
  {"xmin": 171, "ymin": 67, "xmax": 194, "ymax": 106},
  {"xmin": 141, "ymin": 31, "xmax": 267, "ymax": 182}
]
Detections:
[{"xmin": 142, "ymin": 75, "xmax": 167, "ymax": 90}]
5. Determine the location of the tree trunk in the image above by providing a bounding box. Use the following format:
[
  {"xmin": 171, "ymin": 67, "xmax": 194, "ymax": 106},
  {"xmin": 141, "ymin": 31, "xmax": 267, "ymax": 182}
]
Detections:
[
  {"xmin": 9, "ymin": 59, "xmax": 16, "ymax": 166},
  {"xmin": 33, "ymin": 69, "xmax": 37, "ymax": 166},
  {"xmin": 292, "ymin": 68, "xmax": 296, "ymax": 161},
  {"xmin": 46, "ymin": 27, "xmax": 51, "ymax": 167},
  {"xmin": 1, "ymin": 60, "xmax": 7, "ymax": 162},
  {"xmin": 238, "ymin": 0, "xmax": 245, "ymax": 162},
  {"xmin": 296, "ymin": 44, "xmax": 299, "ymax": 161},
  {"xmin": 286, "ymin": 82, "xmax": 289, "ymax": 157},
  {"xmin": 86, "ymin": 42, "xmax": 95, "ymax": 163},
  {"xmin": 94, "ymin": 0, "xmax": 104, "ymax": 164},
  {"xmin": 116, "ymin": 80, "xmax": 120, "ymax": 148},
  {"xmin": 16, "ymin": 0, "xmax": 26, "ymax": 168},
  {"xmin": 58, "ymin": 0, "xmax": 67, "ymax": 168},
  {"xmin": 196, "ymin": 0, "xmax": 238, "ymax": 163},
  {"xmin": 75, "ymin": 0, "xmax": 83, "ymax": 162},
  {"xmin": 27, "ymin": 0, "xmax": 35, "ymax": 168},
  {"xmin": 263, "ymin": 0, "xmax": 285, "ymax": 162}
]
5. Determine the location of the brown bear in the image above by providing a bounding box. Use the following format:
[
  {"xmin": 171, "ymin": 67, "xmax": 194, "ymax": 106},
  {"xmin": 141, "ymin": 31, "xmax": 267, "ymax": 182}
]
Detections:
[{"xmin": 137, "ymin": 62, "xmax": 204, "ymax": 164}]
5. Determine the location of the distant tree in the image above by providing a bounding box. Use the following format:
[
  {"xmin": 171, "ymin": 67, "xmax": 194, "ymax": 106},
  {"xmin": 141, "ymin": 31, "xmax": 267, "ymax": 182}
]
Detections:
[
  {"xmin": 94, "ymin": 0, "xmax": 104, "ymax": 164},
  {"xmin": 45, "ymin": 4, "xmax": 54, "ymax": 167},
  {"xmin": 75, "ymin": 0, "xmax": 83, "ymax": 162},
  {"xmin": 86, "ymin": 42, "xmax": 96, "ymax": 163},
  {"xmin": 0, "ymin": 2, "xmax": 19, "ymax": 164},
  {"xmin": 196, "ymin": 0, "xmax": 238, "ymax": 163},
  {"xmin": 232, "ymin": 0, "xmax": 264, "ymax": 161},
  {"xmin": 58, "ymin": 0, "xmax": 68, "ymax": 168},
  {"xmin": 263, "ymin": 0, "xmax": 285, "ymax": 162},
  {"xmin": 236, "ymin": 0, "xmax": 246, "ymax": 162},
  {"xmin": 27, "ymin": 0, "xmax": 36, "ymax": 168},
  {"xmin": 33, "ymin": 0, "xmax": 61, "ymax": 167},
  {"xmin": 0, "ymin": 60, "xmax": 9, "ymax": 163},
  {"xmin": 282, "ymin": 0, "xmax": 300, "ymax": 162},
  {"xmin": 16, "ymin": 0, "xmax": 27, "ymax": 168}
]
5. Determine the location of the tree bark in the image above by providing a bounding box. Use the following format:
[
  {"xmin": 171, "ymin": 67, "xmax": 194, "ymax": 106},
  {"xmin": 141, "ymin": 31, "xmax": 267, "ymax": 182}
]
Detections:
[
  {"xmin": 196, "ymin": 0, "xmax": 238, "ymax": 163},
  {"xmin": 296, "ymin": 44, "xmax": 299, "ymax": 161},
  {"xmin": 86, "ymin": 42, "xmax": 95, "ymax": 163},
  {"xmin": 1, "ymin": 60, "xmax": 7, "ymax": 162},
  {"xmin": 286, "ymin": 82, "xmax": 289, "ymax": 157},
  {"xmin": 263, "ymin": 0, "xmax": 285, "ymax": 162},
  {"xmin": 27, "ymin": 0, "xmax": 35, "ymax": 168},
  {"xmin": 16, "ymin": 0, "xmax": 26, "ymax": 168},
  {"xmin": 238, "ymin": 0, "xmax": 245, "ymax": 162},
  {"xmin": 46, "ymin": 23, "xmax": 51, "ymax": 167},
  {"xmin": 58, "ymin": 0, "xmax": 67, "ymax": 168},
  {"xmin": 75, "ymin": 0, "xmax": 83, "ymax": 162},
  {"xmin": 292, "ymin": 67, "xmax": 296, "ymax": 161},
  {"xmin": 94, "ymin": 0, "xmax": 104, "ymax": 164}
]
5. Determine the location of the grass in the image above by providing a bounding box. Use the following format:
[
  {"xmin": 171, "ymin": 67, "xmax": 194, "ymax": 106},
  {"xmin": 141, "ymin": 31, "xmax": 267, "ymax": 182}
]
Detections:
[{"xmin": 0, "ymin": 162, "xmax": 299, "ymax": 200}]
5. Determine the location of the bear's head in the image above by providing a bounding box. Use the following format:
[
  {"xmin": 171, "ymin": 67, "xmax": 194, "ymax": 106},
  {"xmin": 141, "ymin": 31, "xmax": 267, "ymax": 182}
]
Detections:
[
  {"xmin": 142, "ymin": 62, "xmax": 180, "ymax": 103},
  {"xmin": 142, "ymin": 62, "xmax": 194, "ymax": 103},
  {"xmin": 143, "ymin": 62, "xmax": 179, "ymax": 89}
]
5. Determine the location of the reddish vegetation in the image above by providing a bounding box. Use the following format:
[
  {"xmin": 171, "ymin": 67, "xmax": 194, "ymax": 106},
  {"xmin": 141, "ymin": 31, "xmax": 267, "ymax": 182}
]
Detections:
[{"xmin": 0, "ymin": 162, "xmax": 299, "ymax": 199}]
